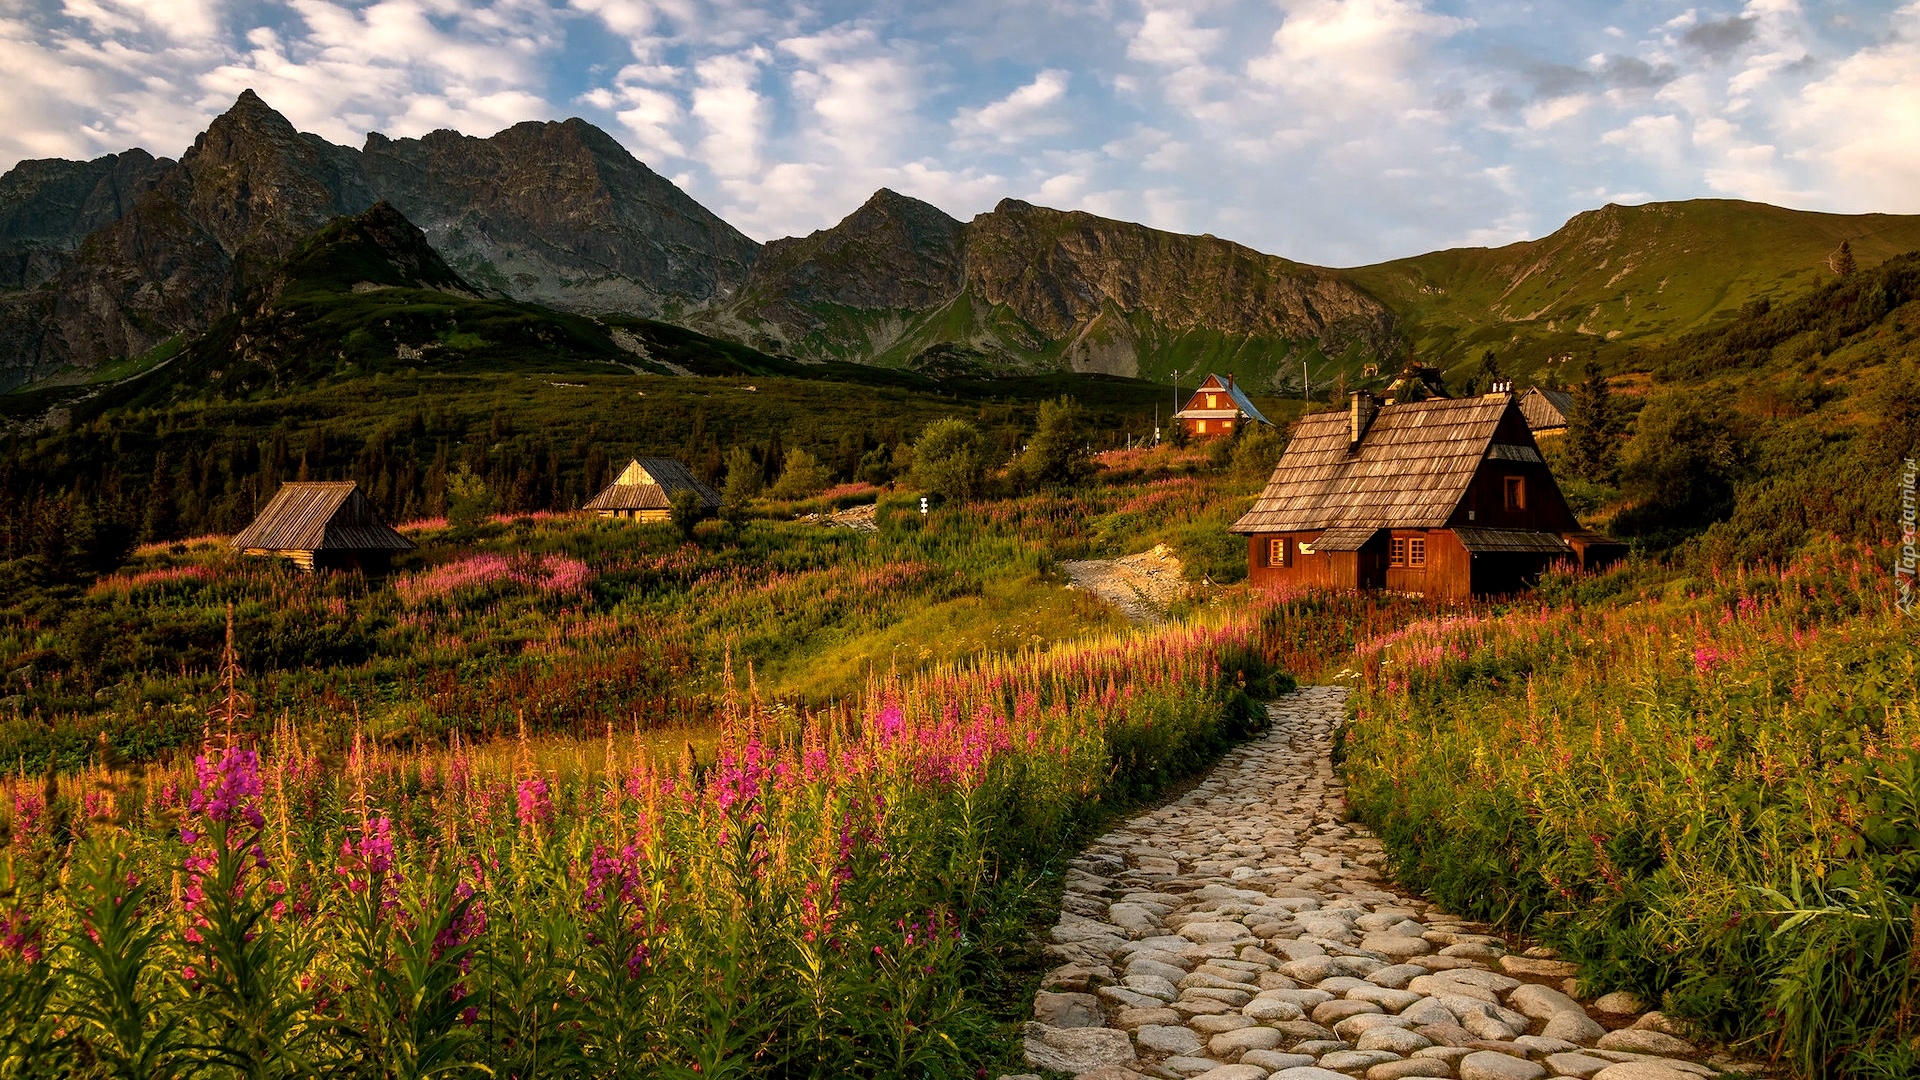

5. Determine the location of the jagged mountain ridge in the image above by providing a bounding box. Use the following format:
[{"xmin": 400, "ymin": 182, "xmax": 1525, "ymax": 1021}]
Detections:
[
  {"xmin": 6, "ymin": 90, "xmax": 1920, "ymax": 397},
  {"xmin": 696, "ymin": 190, "xmax": 1397, "ymax": 387},
  {"xmin": 0, "ymin": 92, "xmax": 758, "ymax": 390}
]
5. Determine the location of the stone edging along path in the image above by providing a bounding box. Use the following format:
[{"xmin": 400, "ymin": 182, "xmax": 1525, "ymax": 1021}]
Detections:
[{"xmin": 1008, "ymin": 686, "xmax": 1766, "ymax": 1080}]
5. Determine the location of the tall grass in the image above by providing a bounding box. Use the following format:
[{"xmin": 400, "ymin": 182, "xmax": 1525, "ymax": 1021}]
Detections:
[
  {"xmin": 0, "ymin": 622, "xmax": 1283, "ymax": 1078},
  {"xmin": 1340, "ymin": 540, "xmax": 1919, "ymax": 1077}
]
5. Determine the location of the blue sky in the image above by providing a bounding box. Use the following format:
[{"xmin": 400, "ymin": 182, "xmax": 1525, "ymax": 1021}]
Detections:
[{"xmin": 5, "ymin": 0, "xmax": 1916, "ymax": 265}]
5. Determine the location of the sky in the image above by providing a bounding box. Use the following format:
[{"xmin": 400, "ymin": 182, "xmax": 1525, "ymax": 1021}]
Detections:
[{"xmin": 3, "ymin": 0, "xmax": 1917, "ymax": 266}]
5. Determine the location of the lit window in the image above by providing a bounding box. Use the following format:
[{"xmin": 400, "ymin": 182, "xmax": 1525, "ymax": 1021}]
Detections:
[
  {"xmin": 1223, "ymin": 420, "xmax": 1234, "ymax": 430},
  {"xmin": 1408, "ymin": 537, "xmax": 1426, "ymax": 566},
  {"xmin": 1268, "ymin": 537, "xmax": 1287, "ymax": 566},
  {"xmin": 1196, "ymin": 420, "xmax": 1207, "ymax": 433},
  {"xmin": 1389, "ymin": 537, "xmax": 1406, "ymax": 566},
  {"xmin": 1207, "ymin": 394, "xmax": 1219, "ymax": 408},
  {"xmin": 1504, "ymin": 476, "xmax": 1526, "ymax": 511}
]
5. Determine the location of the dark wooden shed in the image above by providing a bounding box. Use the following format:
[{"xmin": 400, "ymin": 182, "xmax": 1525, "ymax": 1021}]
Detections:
[
  {"xmin": 1229, "ymin": 390, "xmax": 1623, "ymax": 598},
  {"xmin": 231, "ymin": 481, "xmax": 414, "ymax": 573},
  {"xmin": 582, "ymin": 458, "xmax": 721, "ymax": 522}
]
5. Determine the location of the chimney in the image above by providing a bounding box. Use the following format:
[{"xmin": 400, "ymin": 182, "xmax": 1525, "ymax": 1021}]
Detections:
[
  {"xmin": 1484, "ymin": 379, "xmax": 1513, "ymax": 398},
  {"xmin": 1349, "ymin": 391, "xmax": 1378, "ymax": 452}
]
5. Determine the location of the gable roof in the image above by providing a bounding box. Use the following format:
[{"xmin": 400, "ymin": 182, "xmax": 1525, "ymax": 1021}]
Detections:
[
  {"xmin": 1176, "ymin": 374, "xmax": 1271, "ymax": 426},
  {"xmin": 1520, "ymin": 387, "xmax": 1573, "ymax": 431},
  {"xmin": 231, "ymin": 482, "xmax": 414, "ymax": 552},
  {"xmin": 1229, "ymin": 395, "xmax": 1516, "ymax": 534},
  {"xmin": 582, "ymin": 457, "xmax": 721, "ymax": 512}
]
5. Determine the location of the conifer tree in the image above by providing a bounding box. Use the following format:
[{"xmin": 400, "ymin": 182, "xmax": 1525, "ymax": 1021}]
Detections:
[{"xmin": 1565, "ymin": 364, "xmax": 1618, "ymax": 483}]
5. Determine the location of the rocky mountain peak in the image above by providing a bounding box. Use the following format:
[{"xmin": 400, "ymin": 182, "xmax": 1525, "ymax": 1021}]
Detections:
[
  {"xmin": 361, "ymin": 115, "xmax": 757, "ymax": 315},
  {"xmin": 180, "ymin": 91, "xmax": 376, "ymax": 267},
  {"xmin": 739, "ymin": 187, "xmax": 964, "ymax": 319}
]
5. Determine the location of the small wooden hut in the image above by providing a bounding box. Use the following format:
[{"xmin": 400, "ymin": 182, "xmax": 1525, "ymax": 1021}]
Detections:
[
  {"xmin": 1173, "ymin": 374, "xmax": 1271, "ymax": 439},
  {"xmin": 231, "ymin": 481, "xmax": 413, "ymax": 573},
  {"xmin": 1519, "ymin": 387, "xmax": 1573, "ymax": 437},
  {"xmin": 582, "ymin": 458, "xmax": 720, "ymax": 522},
  {"xmin": 1229, "ymin": 389, "xmax": 1623, "ymax": 598}
]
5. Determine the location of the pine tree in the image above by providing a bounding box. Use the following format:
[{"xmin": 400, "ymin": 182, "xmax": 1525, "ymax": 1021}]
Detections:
[
  {"xmin": 1833, "ymin": 239, "xmax": 1857, "ymax": 276},
  {"xmin": 1565, "ymin": 365, "xmax": 1618, "ymax": 483}
]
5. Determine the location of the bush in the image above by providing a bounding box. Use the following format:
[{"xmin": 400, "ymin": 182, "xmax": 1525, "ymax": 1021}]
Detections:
[
  {"xmin": 908, "ymin": 417, "xmax": 987, "ymax": 500},
  {"xmin": 1009, "ymin": 397, "xmax": 1094, "ymax": 490},
  {"xmin": 768, "ymin": 447, "xmax": 831, "ymax": 501},
  {"xmin": 446, "ymin": 465, "xmax": 496, "ymax": 530}
]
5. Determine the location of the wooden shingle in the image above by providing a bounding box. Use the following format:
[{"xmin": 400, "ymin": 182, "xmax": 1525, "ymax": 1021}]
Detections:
[{"xmin": 1229, "ymin": 396, "xmax": 1510, "ymax": 534}]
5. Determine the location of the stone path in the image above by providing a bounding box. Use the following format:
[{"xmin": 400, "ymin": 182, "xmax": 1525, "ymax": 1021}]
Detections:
[{"xmin": 1014, "ymin": 686, "xmax": 1761, "ymax": 1080}]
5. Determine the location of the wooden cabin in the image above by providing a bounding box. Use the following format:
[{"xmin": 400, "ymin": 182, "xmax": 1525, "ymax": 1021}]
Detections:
[
  {"xmin": 582, "ymin": 458, "xmax": 720, "ymax": 522},
  {"xmin": 1229, "ymin": 390, "xmax": 1624, "ymax": 599},
  {"xmin": 231, "ymin": 481, "xmax": 413, "ymax": 573},
  {"xmin": 1173, "ymin": 374, "xmax": 1271, "ymax": 439},
  {"xmin": 1519, "ymin": 387, "xmax": 1573, "ymax": 438}
]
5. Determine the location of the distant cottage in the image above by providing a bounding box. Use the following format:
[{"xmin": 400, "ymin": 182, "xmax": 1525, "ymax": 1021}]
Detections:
[
  {"xmin": 1518, "ymin": 387, "xmax": 1573, "ymax": 437},
  {"xmin": 1173, "ymin": 374, "xmax": 1271, "ymax": 439},
  {"xmin": 232, "ymin": 481, "xmax": 413, "ymax": 573},
  {"xmin": 583, "ymin": 458, "xmax": 721, "ymax": 522},
  {"xmin": 1229, "ymin": 388, "xmax": 1623, "ymax": 598}
]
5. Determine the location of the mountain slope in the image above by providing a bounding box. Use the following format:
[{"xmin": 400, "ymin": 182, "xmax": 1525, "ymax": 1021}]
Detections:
[
  {"xmin": 701, "ymin": 192, "xmax": 1399, "ymax": 389},
  {"xmin": 1347, "ymin": 199, "xmax": 1920, "ymax": 375}
]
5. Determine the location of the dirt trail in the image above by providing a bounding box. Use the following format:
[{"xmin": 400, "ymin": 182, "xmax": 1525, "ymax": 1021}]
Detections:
[{"xmin": 1062, "ymin": 546, "xmax": 1190, "ymax": 626}]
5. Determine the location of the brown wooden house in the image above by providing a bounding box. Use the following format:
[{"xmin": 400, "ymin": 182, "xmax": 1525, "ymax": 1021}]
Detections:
[
  {"xmin": 1229, "ymin": 390, "xmax": 1623, "ymax": 598},
  {"xmin": 1173, "ymin": 374, "xmax": 1271, "ymax": 439},
  {"xmin": 231, "ymin": 481, "xmax": 414, "ymax": 573},
  {"xmin": 582, "ymin": 458, "xmax": 720, "ymax": 522},
  {"xmin": 1519, "ymin": 387, "xmax": 1573, "ymax": 437}
]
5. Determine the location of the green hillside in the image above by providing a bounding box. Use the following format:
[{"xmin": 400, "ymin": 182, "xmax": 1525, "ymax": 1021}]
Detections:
[{"xmin": 1350, "ymin": 199, "xmax": 1920, "ymax": 382}]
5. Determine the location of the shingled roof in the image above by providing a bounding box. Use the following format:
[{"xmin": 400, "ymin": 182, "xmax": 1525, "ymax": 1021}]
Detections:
[
  {"xmin": 1520, "ymin": 387, "xmax": 1573, "ymax": 432},
  {"xmin": 1229, "ymin": 396, "xmax": 1513, "ymax": 534},
  {"xmin": 231, "ymin": 482, "xmax": 414, "ymax": 552},
  {"xmin": 583, "ymin": 458, "xmax": 721, "ymax": 512}
]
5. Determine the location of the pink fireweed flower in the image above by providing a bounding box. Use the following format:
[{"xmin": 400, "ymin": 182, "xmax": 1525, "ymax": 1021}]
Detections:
[
  {"xmin": 0, "ymin": 906, "xmax": 40, "ymax": 964},
  {"xmin": 1693, "ymin": 645, "xmax": 1727, "ymax": 674},
  {"xmin": 336, "ymin": 816, "xmax": 402, "ymax": 910},
  {"xmin": 516, "ymin": 777, "xmax": 554, "ymax": 828},
  {"xmin": 712, "ymin": 740, "xmax": 771, "ymax": 814},
  {"xmin": 189, "ymin": 749, "xmax": 267, "ymax": 829},
  {"xmin": 582, "ymin": 843, "xmax": 650, "ymax": 975}
]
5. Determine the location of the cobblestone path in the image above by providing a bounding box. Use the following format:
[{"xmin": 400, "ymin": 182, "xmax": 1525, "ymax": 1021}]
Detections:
[{"xmin": 1014, "ymin": 686, "xmax": 1758, "ymax": 1080}]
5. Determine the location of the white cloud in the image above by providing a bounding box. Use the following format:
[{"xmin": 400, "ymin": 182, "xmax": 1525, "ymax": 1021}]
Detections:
[
  {"xmin": 953, "ymin": 69, "xmax": 1070, "ymax": 144},
  {"xmin": 1777, "ymin": 1, "xmax": 1920, "ymax": 211},
  {"xmin": 690, "ymin": 47, "xmax": 767, "ymax": 177},
  {"xmin": 1127, "ymin": 6, "xmax": 1222, "ymax": 67},
  {"xmin": 1246, "ymin": 0, "xmax": 1471, "ymax": 114}
]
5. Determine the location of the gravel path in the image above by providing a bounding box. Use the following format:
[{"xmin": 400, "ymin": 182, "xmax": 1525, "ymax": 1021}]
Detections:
[
  {"xmin": 1013, "ymin": 686, "xmax": 1760, "ymax": 1080},
  {"xmin": 1061, "ymin": 546, "xmax": 1190, "ymax": 626}
]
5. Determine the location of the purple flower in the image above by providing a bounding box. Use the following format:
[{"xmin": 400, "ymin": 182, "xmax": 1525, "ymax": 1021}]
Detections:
[{"xmin": 0, "ymin": 906, "xmax": 40, "ymax": 964}]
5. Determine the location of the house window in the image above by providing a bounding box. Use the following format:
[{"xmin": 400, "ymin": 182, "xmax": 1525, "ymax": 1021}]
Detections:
[
  {"xmin": 1196, "ymin": 420, "xmax": 1208, "ymax": 433},
  {"xmin": 1268, "ymin": 537, "xmax": 1287, "ymax": 567},
  {"xmin": 1389, "ymin": 537, "xmax": 1406, "ymax": 566},
  {"xmin": 1207, "ymin": 394, "xmax": 1219, "ymax": 408},
  {"xmin": 1222, "ymin": 420, "xmax": 1234, "ymax": 431},
  {"xmin": 1408, "ymin": 536, "xmax": 1426, "ymax": 566},
  {"xmin": 1504, "ymin": 476, "xmax": 1526, "ymax": 511}
]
